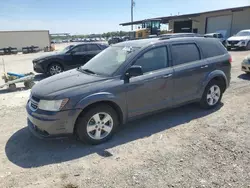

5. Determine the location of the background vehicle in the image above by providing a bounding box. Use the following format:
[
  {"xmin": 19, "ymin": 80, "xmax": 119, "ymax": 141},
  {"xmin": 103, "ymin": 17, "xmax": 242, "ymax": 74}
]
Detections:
[
  {"xmin": 32, "ymin": 43, "xmax": 108, "ymax": 76},
  {"xmin": 204, "ymin": 33, "xmax": 226, "ymax": 46},
  {"xmin": 242, "ymin": 54, "xmax": 250, "ymax": 74},
  {"xmin": 27, "ymin": 37, "xmax": 231, "ymax": 145},
  {"xmin": 226, "ymin": 29, "xmax": 250, "ymax": 50},
  {"xmin": 108, "ymin": 37, "xmax": 123, "ymax": 45},
  {"xmin": 135, "ymin": 19, "xmax": 161, "ymax": 39},
  {"xmin": 0, "ymin": 47, "xmax": 18, "ymax": 55}
]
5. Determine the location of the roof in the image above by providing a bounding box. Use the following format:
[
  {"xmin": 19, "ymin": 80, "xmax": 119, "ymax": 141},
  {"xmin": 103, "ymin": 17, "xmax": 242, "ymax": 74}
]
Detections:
[
  {"xmin": 112, "ymin": 37, "xmax": 216, "ymax": 48},
  {"xmin": 120, "ymin": 5, "xmax": 250, "ymax": 26},
  {"xmin": 113, "ymin": 38, "xmax": 159, "ymax": 48}
]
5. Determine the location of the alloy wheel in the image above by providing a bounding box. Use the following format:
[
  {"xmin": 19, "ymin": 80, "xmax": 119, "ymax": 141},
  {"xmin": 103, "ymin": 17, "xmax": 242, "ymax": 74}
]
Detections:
[
  {"xmin": 86, "ymin": 112, "xmax": 113, "ymax": 140},
  {"xmin": 207, "ymin": 85, "xmax": 221, "ymax": 106},
  {"xmin": 50, "ymin": 65, "xmax": 62, "ymax": 75}
]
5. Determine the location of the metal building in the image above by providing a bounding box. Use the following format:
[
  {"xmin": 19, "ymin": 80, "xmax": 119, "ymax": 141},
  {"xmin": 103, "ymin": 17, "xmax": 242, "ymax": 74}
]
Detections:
[
  {"xmin": 120, "ymin": 5, "xmax": 250, "ymax": 38},
  {"xmin": 0, "ymin": 30, "xmax": 50, "ymax": 51}
]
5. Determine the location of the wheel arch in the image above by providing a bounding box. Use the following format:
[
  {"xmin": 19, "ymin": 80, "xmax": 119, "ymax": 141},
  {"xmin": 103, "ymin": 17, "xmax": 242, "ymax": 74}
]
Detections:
[
  {"xmin": 47, "ymin": 60, "xmax": 64, "ymax": 72},
  {"xmin": 200, "ymin": 70, "xmax": 228, "ymax": 96},
  {"xmin": 73, "ymin": 93, "xmax": 125, "ymax": 134}
]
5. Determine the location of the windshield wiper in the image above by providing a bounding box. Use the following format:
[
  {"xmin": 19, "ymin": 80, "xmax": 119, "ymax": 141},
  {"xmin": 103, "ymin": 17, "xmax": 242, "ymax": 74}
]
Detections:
[{"xmin": 79, "ymin": 68, "xmax": 96, "ymax": 75}]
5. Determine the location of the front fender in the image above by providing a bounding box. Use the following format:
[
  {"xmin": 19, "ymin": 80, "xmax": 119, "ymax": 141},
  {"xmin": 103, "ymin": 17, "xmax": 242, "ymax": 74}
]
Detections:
[
  {"xmin": 75, "ymin": 92, "xmax": 126, "ymax": 123},
  {"xmin": 199, "ymin": 70, "xmax": 228, "ymax": 96}
]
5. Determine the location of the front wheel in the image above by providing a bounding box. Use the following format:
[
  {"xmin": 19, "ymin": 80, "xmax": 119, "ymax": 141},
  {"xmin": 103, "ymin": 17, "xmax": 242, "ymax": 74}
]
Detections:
[
  {"xmin": 48, "ymin": 63, "xmax": 63, "ymax": 76},
  {"xmin": 200, "ymin": 80, "xmax": 223, "ymax": 109},
  {"xmin": 75, "ymin": 104, "xmax": 119, "ymax": 145},
  {"xmin": 245, "ymin": 42, "xmax": 250, "ymax": 50}
]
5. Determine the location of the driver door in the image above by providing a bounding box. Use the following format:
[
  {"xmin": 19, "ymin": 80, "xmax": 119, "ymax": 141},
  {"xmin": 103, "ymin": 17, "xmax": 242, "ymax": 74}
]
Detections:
[
  {"xmin": 64, "ymin": 45, "xmax": 87, "ymax": 69},
  {"xmin": 126, "ymin": 46, "xmax": 174, "ymax": 119}
]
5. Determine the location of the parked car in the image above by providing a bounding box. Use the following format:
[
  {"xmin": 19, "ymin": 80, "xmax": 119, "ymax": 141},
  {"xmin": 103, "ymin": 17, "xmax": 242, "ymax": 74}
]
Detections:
[
  {"xmin": 242, "ymin": 54, "xmax": 250, "ymax": 74},
  {"xmin": 226, "ymin": 29, "xmax": 250, "ymax": 50},
  {"xmin": 32, "ymin": 43, "xmax": 108, "ymax": 76},
  {"xmin": 22, "ymin": 46, "xmax": 39, "ymax": 54},
  {"xmin": 27, "ymin": 37, "xmax": 231, "ymax": 145},
  {"xmin": 204, "ymin": 33, "xmax": 226, "ymax": 46},
  {"xmin": 108, "ymin": 37, "xmax": 122, "ymax": 45},
  {"xmin": 0, "ymin": 47, "xmax": 18, "ymax": 55}
]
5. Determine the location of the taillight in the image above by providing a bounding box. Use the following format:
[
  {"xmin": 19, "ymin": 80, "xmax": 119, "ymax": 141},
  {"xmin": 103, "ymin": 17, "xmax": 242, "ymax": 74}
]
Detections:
[{"xmin": 229, "ymin": 56, "xmax": 232, "ymax": 63}]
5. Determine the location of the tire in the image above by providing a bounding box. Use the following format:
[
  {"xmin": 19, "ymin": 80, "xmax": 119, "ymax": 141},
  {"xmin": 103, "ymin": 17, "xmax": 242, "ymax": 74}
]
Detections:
[
  {"xmin": 24, "ymin": 81, "xmax": 35, "ymax": 89},
  {"xmin": 8, "ymin": 83, "xmax": 16, "ymax": 92},
  {"xmin": 48, "ymin": 63, "xmax": 63, "ymax": 76},
  {"xmin": 200, "ymin": 80, "xmax": 223, "ymax": 109},
  {"xmin": 75, "ymin": 104, "xmax": 119, "ymax": 145},
  {"xmin": 246, "ymin": 42, "xmax": 250, "ymax": 51}
]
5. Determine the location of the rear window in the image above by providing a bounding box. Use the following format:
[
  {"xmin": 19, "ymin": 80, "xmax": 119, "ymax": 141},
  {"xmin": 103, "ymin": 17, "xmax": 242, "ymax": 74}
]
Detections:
[
  {"xmin": 171, "ymin": 43, "xmax": 200, "ymax": 66},
  {"xmin": 198, "ymin": 40, "xmax": 226, "ymax": 58}
]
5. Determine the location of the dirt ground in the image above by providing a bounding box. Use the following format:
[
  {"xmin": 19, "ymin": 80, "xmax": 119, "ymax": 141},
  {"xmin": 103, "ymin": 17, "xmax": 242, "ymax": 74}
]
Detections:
[{"xmin": 0, "ymin": 47, "xmax": 250, "ymax": 188}]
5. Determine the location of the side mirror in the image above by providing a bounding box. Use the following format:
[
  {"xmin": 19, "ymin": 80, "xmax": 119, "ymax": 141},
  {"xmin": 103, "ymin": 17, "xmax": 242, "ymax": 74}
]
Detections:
[{"xmin": 125, "ymin": 65, "xmax": 143, "ymax": 78}]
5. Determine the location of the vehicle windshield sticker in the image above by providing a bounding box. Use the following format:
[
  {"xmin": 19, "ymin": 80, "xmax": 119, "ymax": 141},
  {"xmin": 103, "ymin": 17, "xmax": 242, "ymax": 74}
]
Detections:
[{"xmin": 122, "ymin": 46, "xmax": 133, "ymax": 53}]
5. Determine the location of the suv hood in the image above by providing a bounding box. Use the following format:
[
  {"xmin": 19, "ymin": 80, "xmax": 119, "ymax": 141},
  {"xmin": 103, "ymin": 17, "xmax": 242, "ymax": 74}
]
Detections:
[
  {"xmin": 31, "ymin": 69, "xmax": 108, "ymax": 98},
  {"xmin": 227, "ymin": 36, "xmax": 250, "ymax": 41}
]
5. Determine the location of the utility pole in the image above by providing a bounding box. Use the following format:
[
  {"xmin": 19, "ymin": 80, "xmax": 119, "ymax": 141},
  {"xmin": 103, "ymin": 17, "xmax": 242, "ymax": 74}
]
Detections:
[{"xmin": 131, "ymin": 0, "xmax": 135, "ymax": 31}]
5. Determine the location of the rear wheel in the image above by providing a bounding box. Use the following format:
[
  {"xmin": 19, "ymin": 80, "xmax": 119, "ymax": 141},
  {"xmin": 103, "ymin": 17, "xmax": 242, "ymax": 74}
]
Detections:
[
  {"xmin": 48, "ymin": 63, "xmax": 63, "ymax": 76},
  {"xmin": 75, "ymin": 104, "xmax": 119, "ymax": 145},
  {"xmin": 200, "ymin": 80, "xmax": 223, "ymax": 109},
  {"xmin": 246, "ymin": 42, "xmax": 250, "ymax": 50}
]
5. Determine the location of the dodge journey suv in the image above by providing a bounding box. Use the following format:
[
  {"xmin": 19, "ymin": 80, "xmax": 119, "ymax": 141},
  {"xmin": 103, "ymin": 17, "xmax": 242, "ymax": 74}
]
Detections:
[{"xmin": 27, "ymin": 37, "xmax": 231, "ymax": 145}]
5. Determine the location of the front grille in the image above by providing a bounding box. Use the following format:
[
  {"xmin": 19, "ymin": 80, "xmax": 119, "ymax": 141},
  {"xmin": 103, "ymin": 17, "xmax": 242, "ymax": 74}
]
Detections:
[
  {"xmin": 29, "ymin": 95, "xmax": 39, "ymax": 111},
  {"xmin": 228, "ymin": 41, "xmax": 239, "ymax": 45},
  {"xmin": 32, "ymin": 96, "xmax": 40, "ymax": 102}
]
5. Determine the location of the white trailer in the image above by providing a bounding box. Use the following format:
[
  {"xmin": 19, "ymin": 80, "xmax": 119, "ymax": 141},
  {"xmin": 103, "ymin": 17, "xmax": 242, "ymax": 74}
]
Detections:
[{"xmin": 0, "ymin": 30, "xmax": 50, "ymax": 51}]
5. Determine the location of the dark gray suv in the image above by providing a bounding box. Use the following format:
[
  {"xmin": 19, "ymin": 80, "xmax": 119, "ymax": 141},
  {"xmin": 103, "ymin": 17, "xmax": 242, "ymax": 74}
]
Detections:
[{"xmin": 27, "ymin": 37, "xmax": 231, "ymax": 144}]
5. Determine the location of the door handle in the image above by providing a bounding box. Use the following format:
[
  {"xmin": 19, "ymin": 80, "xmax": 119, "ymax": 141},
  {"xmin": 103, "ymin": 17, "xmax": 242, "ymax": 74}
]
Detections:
[
  {"xmin": 163, "ymin": 74, "xmax": 173, "ymax": 78},
  {"xmin": 200, "ymin": 65, "xmax": 208, "ymax": 69}
]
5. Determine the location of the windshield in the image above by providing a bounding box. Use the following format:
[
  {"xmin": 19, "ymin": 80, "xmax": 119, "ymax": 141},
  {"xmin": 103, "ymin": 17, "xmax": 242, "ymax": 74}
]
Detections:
[
  {"xmin": 80, "ymin": 46, "xmax": 139, "ymax": 76},
  {"xmin": 236, "ymin": 31, "xmax": 250, "ymax": 36},
  {"xmin": 61, "ymin": 45, "xmax": 74, "ymax": 52}
]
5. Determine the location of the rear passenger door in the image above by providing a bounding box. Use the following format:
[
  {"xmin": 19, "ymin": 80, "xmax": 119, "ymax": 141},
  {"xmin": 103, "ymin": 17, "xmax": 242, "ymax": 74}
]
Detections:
[{"xmin": 170, "ymin": 42, "xmax": 211, "ymax": 105}]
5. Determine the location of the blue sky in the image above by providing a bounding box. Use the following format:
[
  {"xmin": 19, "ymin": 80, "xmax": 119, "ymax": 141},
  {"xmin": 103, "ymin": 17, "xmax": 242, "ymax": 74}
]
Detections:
[{"xmin": 0, "ymin": 0, "xmax": 249, "ymax": 34}]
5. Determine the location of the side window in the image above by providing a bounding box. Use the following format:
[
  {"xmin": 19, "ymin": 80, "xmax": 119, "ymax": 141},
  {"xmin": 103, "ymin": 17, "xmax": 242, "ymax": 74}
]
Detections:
[
  {"xmin": 171, "ymin": 43, "xmax": 200, "ymax": 66},
  {"xmin": 86, "ymin": 44, "xmax": 100, "ymax": 51},
  {"xmin": 218, "ymin": 34, "xmax": 223, "ymax": 38},
  {"xmin": 71, "ymin": 45, "xmax": 86, "ymax": 53},
  {"xmin": 134, "ymin": 47, "xmax": 168, "ymax": 73},
  {"xmin": 199, "ymin": 40, "xmax": 226, "ymax": 58}
]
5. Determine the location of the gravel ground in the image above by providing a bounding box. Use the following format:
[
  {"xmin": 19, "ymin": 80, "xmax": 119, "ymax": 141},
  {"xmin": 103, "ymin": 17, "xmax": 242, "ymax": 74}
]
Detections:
[{"xmin": 0, "ymin": 48, "xmax": 250, "ymax": 188}]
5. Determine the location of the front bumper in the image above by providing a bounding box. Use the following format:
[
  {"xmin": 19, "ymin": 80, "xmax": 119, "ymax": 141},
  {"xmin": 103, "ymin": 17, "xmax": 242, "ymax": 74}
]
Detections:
[
  {"xmin": 33, "ymin": 62, "xmax": 45, "ymax": 73},
  {"xmin": 26, "ymin": 101, "xmax": 81, "ymax": 139},
  {"xmin": 227, "ymin": 41, "xmax": 247, "ymax": 48},
  {"xmin": 242, "ymin": 63, "xmax": 250, "ymax": 72}
]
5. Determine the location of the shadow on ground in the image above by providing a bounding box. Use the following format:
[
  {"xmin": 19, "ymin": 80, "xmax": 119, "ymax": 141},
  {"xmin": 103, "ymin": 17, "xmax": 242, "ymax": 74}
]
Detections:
[
  {"xmin": 238, "ymin": 73, "xmax": 250, "ymax": 80},
  {"xmin": 34, "ymin": 74, "xmax": 47, "ymax": 82},
  {"xmin": 0, "ymin": 87, "xmax": 27, "ymax": 94},
  {"xmin": 5, "ymin": 103, "xmax": 223, "ymax": 168}
]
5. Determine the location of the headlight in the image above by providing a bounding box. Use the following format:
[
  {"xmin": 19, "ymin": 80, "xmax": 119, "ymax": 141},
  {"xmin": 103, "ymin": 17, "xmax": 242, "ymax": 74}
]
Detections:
[
  {"xmin": 240, "ymin": 40, "xmax": 246, "ymax": 44},
  {"xmin": 37, "ymin": 59, "xmax": 46, "ymax": 63},
  {"xmin": 38, "ymin": 98, "xmax": 69, "ymax": 111}
]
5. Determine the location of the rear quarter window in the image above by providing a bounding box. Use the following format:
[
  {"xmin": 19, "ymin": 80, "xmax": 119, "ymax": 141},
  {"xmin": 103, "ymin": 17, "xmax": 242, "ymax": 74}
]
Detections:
[{"xmin": 198, "ymin": 40, "xmax": 227, "ymax": 58}]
